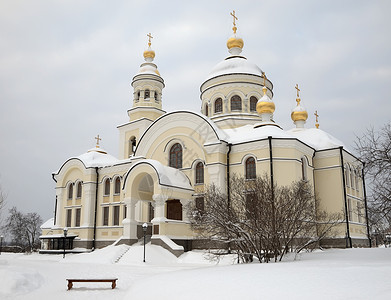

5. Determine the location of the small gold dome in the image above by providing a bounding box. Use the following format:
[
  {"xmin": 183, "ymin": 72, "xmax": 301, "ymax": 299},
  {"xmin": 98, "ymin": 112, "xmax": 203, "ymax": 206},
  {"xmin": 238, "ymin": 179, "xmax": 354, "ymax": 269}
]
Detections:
[
  {"xmin": 291, "ymin": 109, "xmax": 308, "ymax": 122},
  {"xmin": 256, "ymin": 101, "xmax": 275, "ymax": 114},
  {"xmin": 143, "ymin": 49, "xmax": 155, "ymax": 59},
  {"xmin": 227, "ymin": 36, "xmax": 244, "ymax": 50}
]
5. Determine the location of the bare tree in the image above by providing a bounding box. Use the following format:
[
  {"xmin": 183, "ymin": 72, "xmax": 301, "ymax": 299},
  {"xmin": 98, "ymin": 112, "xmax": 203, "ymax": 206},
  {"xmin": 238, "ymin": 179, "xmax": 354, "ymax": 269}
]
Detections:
[
  {"xmin": 0, "ymin": 179, "xmax": 6, "ymax": 225},
  {"xmin": 189, "ymin": 174, "xmax": 341, "ymax": 263},
  {"xmin": 5, "ymin": 207, "xmax": 43, "ymax": 251},
  {"xmin": 355, "ymin": 123, "xmax": 391, "ymax": 233}
]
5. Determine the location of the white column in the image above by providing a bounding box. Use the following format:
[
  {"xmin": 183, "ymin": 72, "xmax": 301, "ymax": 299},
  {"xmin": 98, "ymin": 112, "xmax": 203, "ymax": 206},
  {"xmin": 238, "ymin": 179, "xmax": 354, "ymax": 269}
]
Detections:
[
  {"xmin": 122, "ymin": 197, "xmax": 138, "ymax": 239},
  {"xmin": 82, "ymin": 183, "xmax": 95, "ymax": 227},
  {"xmin": 152, "ymin": 194, "xmax": 168, "ymax": 223}
]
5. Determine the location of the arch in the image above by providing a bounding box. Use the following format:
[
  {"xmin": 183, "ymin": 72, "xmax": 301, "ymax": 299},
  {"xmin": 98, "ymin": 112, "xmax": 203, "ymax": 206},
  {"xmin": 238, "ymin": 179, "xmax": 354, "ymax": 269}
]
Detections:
[
  {"xmin": 76, "ymin": 181, "xmax": 82, "ymax": 199},
  {"xmin": 214, "ymin": 98, "xmax": 223, "ymax": 114},
  {"xmin": 245, "ymin": 157, "xmax": 256, "ymax": 180},
  {"xmin": 250, "ymin": 96, "xmax": 258, "ymax": 112},
  {"xmin": 114, "ymin": 176, "xmax": 121, "ymax": 195},
  {"xmin": 169, "ymin": 143, "xmax": 183, "ymax": 169},
  {"xmin": 104, "ymin": 178, "xmax": 111, "ymax": 196},
  {"xmin": 195, "ymin": 162, "xmax": 204, "ymax": 184},
  {"xmin": 230, "ymin": 95, "xmax": 242, "ymax": 111}
]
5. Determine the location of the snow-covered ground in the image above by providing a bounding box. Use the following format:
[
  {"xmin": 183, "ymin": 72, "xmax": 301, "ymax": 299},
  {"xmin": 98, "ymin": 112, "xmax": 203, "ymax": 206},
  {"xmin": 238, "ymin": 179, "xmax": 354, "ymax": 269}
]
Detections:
[{"xmin": 0, "ymin": 245, "xmax": 390, "ymax": 299}]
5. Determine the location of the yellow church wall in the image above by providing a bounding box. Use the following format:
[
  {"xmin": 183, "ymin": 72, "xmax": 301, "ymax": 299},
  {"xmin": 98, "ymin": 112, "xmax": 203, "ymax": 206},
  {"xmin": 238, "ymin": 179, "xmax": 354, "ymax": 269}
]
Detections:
[{"xmin": 158, "ymin": 221, "xmax": 193, "ymax": 237}]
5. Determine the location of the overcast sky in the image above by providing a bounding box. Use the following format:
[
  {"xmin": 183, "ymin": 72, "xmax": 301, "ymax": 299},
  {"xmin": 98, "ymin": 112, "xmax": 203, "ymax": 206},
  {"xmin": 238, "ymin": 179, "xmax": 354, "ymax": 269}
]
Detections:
[{"xmin": 1, "ymin": 0, "xmax": 390, "ymax": 222}]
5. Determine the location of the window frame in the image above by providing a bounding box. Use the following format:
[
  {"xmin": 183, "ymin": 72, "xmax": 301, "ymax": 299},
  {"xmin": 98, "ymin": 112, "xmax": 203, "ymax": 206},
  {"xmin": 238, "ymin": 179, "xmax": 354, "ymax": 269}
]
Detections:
[
  {"xmin": 250, "ymin": 96, "xmax": 258, "ymax": 112},
  {"xmin": 214, "ymin": 98, "xmax": 223, "ymax": 114},
  {"xmin": 230, "ymin": 95, "xmax": 242, "ymax": 111},
  {"xmin": 245, "ymin": 157, "xmax": 256, "ymax": 180},
  {"xmin": 114, "ymin": 177, "xmax": 121, "ymax": 195},
  {"xmin": 113, "ymin": 205, "xmax": 120, "ymax": 226},
  {"xmin": 104, "ymin": 178, "xmax": 111, "ymax": 196},
  {"xmin": 66, "ymin": 209, "xmax": 72, "ymax": 227},
  {"xmin": 195, "ymin": 162, "xmax": 204, "ymax": 184},
  {"xmin": 169, "ymin": 143, "xmax": 183, "ymax": 169},
  {"xmin": 75, "ymin": 208, "xmax": 81, "ymax": 227},
  {"xmin": 103, "ymin": 206, "xmax": 109, "ymax": 226},
  {"xmin": 76, "ymin": 182, "xmax": 82, "ymax": 199},
  {"xmin": 67, "ymin": 183, "xmax": 73, "ymax": 200}
]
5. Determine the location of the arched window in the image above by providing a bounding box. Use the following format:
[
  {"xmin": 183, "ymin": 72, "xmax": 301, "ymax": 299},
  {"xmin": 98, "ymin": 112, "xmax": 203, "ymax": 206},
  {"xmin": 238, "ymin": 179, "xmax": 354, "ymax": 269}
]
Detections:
[
  {"xmin": 67, "ymin": 183, "xmax": 73, "ymax": 200},
  {"xmin": 145, "ymin": 89, "xmax": 150, "ymax": 98},
  {"xmin": 205, "ymin": 104, "xmax": 209, "ymax": 116},
  {"xmin": 154, "ymin": 91, "xmax": 158, "ymax": 102},
  {"xmin": 231, "ymin": 95, "xmax": 242, "ymax": 111},
  {"xmin": 104, "ymin": 178, "xmax": 110, "ymax": 196},
  {"xmin": 245, "ymin": 157, "xmax": 256, "ymax": 179},
  {"xmin": 355, "ymin": 170, "xmax": 360, "ymax": 192},
  {"xmin": 76, "ymin": 182, "xmax": 82, "ymax": 199},
  {"xmin": 195, "ymin": 162, "xmax": 204, "ymax": 184},
  {"xmin": 114, "ymin": 177, "xmax": 121, "ymax": 195},
  {"xmin": 214, "ymin": 98, "xmax": 223, "ymax": 113},
  {"xmin": 136, "ymin": 91, "xmax": 140, "ymax": 101},
  {"xmin": 250, "ymin": 96, "xmax": 258, "ymax": 112},
  {"xmin": 301, "ymin": 157, "xmax": 308, "ymax": 180},
  {"xmin": 169, "ymin": 143, "xmax": 182, "ymax": 169}
]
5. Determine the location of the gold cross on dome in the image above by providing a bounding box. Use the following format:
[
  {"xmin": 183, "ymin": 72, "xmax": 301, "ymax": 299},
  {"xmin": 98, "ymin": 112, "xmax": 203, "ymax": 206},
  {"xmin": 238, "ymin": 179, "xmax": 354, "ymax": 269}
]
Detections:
[
  {"xmin": 147, "ymin": 33, "xmax": 153, "ymax": 47},
  {"xmin": 230, "ymin": 10, "xmax": 238, "ymax": 34},
  {"xmin": 262, "ymin": 71, "xmax": 267, "ymax": 86},
  {"xmin": 314, "ymin": 110, "xmax": 319, "ymax": 122},
  {"xmin": 95, "ymin": 134, "xmax": 102, "ymax": 147},
  {"xmin": 295, "ymin": 84, "xmax": 300, "ymax": 98}
]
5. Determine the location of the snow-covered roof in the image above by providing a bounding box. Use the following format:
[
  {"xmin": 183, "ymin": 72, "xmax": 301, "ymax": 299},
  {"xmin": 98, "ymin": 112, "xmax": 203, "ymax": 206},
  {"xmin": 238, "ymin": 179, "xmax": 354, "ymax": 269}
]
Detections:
[
  {"xmin": 128, "ymin": 159, "xmax": 193, "ymax": 191},
  {"xmin": 204, "ymin": 55, "xmax": 264, "ymax": 82},
  {"xmin": 288, "ymin": 127, "xmax": 347, "ymax": 151},
  {"xmin": 40, "ymin": 218, "xmax": 54, "ymax": 229},
  {"xmin": 76, "ymin": 148, "xmax": 119, "ymax": 168},
  {"xmin": 222, "ymin": 123, "xmax": 347, "ymax": 151}
]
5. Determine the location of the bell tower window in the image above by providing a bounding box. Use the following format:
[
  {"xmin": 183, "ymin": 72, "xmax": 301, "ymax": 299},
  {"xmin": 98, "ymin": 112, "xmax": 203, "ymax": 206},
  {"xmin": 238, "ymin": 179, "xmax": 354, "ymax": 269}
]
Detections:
[
  {"xmin": 231, "ymin": 95, "xmax": 242, "ymax": 111},
  {"xmin": 215, "ymin": 98, "xmax": 223, "ymax": 113},
  {"xmin": 145, "ymin": 89, "xmax": 150, "ymax": 99},
  {"xmin": 250, "ymin": 96, "xmax": 257, "ymax": 112},
  {"xmin": 205, "ymin": 104, "xmax": 209, "ymax": 116}
]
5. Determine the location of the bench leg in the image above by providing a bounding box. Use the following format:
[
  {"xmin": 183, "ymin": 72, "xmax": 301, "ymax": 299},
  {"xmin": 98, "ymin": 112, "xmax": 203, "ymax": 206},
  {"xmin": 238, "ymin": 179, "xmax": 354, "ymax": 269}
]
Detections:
[
  {"xmin": 112, "ymin": 280, "xmax": 116, "ymax": 289},
  {"xmin": 67, "ymin": 281, "xmax": 73, "ymax": 290}
]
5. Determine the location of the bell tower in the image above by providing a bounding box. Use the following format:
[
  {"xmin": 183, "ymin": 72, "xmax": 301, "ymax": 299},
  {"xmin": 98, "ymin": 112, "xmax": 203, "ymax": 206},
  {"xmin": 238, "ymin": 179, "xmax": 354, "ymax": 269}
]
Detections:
[{"xmin": 118, "ymin": 34, "xmax": 166, "ymax": 159}]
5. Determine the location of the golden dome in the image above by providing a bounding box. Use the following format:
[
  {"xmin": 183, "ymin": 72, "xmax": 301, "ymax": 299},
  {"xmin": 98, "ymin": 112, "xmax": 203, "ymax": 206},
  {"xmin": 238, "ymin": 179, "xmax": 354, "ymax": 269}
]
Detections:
[
  {"xmin": 143, "ymin": 49, "xmax": 155, "ymax": 59},
  {"xmin": 227, "ymin": 36, "xmax": 244, "ymax": 50},
  {"xmin": 256, "ymin": 100, "xmax": 275, "ymax": 114},
  {"xmin": 291, "ymin": 109, "xmax": 308, "ymax": 122},
  {"xmin": 291, "ymin": 96, "xmax": 308, "ymax": 122}
]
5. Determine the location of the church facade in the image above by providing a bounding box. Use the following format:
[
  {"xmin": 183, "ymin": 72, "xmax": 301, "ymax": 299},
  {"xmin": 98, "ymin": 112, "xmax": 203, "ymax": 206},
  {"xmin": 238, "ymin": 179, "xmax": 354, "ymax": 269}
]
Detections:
[{"xmin": 40, "ymin": 20, "xmax": 370, "ymax": 254}]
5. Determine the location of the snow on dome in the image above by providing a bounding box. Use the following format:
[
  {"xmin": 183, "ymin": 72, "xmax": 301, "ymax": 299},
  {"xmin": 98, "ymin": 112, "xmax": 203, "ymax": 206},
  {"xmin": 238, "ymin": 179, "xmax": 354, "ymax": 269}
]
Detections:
[
  {"xmin": 77, "ymin": 149, "xmax": 119, "ymax": 168},
  {"xmin": 204, "ymin": 56, "xmax": 264, "ymax": 82},
  {"xmin": 289, "ymin": 127, "xmax": 347, "ymax": 151}
]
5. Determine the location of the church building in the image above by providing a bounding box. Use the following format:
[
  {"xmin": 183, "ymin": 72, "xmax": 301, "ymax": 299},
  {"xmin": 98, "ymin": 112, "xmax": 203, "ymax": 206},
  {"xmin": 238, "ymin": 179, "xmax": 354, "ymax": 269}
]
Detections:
[{"xmin": 40, "ymin": 14, "xmax": 370, "ymax": 255}]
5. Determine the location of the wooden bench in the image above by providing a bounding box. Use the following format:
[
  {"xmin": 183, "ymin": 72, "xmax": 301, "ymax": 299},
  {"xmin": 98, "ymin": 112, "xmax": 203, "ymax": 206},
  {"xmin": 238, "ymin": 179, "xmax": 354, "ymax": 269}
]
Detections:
[{"xmin": 66, "ymin": 278, "xmax": 118, "ymax": 290}]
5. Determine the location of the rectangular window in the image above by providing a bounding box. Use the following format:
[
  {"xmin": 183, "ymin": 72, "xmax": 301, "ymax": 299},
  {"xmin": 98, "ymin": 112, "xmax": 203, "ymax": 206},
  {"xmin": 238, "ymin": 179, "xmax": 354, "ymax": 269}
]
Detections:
[
  {"xmin": 195, "ymin": 197, "xmax": 205, "ymax": 215},
  {"xmin": 166, "ymin": 199, "xmax": 182, "ymax": 221},
  {"xmin": 66, "ymin": 209, "xmax": 72, "ymax": 227},
  {"xmin": 75, "ymin": 208, "xmax": 81, "ymax": 227},
  {"xmin": 113, "ymin": 206, "xmax": 120, "ymax": 226},
  {"xmin": 103, "ymin": 207, "xmax": 109, "ymax": 226},
  {"xmin": 123, "ymin": 205, "xmax": 127, "ymax": 220}
]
